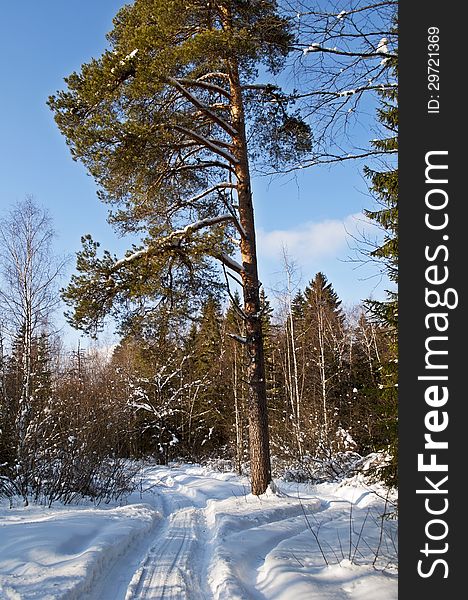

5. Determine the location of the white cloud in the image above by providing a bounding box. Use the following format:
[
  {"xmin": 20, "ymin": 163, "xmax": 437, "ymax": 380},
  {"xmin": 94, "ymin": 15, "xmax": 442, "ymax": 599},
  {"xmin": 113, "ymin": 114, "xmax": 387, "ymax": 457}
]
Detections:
[{"xmin": 257, "ymin": 213, "xmax": 374, "ymax": 263}]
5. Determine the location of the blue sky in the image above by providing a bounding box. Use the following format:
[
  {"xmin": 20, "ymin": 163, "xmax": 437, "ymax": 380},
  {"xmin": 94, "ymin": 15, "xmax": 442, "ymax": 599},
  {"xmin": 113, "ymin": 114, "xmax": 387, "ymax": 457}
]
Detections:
[{"xmin": 0, "ymin": 1, "xmax": 388, "ymax": 345}]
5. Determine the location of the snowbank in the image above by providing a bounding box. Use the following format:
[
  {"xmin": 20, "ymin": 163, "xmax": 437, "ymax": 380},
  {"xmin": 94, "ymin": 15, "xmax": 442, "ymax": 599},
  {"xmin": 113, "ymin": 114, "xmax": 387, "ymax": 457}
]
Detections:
[
  {"xmin": 0, "ymin": 503, "xmax": 159, "ymax": 599},
  {"xmin": 0, "ymin": 463, "xmax": 397, "ymax": 599}
]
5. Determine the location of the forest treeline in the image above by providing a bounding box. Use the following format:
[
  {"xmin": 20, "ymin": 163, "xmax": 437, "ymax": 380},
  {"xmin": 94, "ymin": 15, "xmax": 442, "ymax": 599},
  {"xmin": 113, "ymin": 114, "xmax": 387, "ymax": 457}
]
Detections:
[
  {"xmin": 1, "ymin": 0, "xmax": 397, "ymax": 503},
  {"xmin": 0, "ymin": 262, "xmax": 396, "ymax": 504}
]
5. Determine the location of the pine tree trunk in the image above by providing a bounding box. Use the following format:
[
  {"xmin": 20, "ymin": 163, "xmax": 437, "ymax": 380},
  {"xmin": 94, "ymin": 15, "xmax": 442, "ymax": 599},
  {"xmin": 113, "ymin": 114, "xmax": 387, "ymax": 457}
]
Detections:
[{"xmin": 228, "ymin": 62, "xmax": 271, "ymax": 496}]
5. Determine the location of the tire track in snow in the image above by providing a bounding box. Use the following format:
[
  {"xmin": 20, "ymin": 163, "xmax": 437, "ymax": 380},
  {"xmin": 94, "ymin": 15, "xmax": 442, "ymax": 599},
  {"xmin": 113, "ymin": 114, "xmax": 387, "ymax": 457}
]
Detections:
[
  {"xmin": 81, "ymin": 468, "xmax": 340, "ymax": 600},
  {"xmin": 125, "ymin": 506, "xmax": 211, "ymax": 600},
  {"xmin": 118, "ymin": 468, "xmax": 252, "ymax": 599},
  {"xmin": 84, "ymin": 475, "xmax": 212, "ymax": 600},
  {"xmin": 209, "ymin": 502, "xmax": 325, "ymax": 600}
]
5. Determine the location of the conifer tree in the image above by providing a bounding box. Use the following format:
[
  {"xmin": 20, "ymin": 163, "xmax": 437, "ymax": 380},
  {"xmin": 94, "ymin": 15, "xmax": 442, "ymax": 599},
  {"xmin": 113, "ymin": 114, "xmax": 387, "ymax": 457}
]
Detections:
[
  {"xmin": 191, "ymin": 295, "xmax": 229, "ymax": 452},
  {"xmin": 258, "ymin": 288, "xmax": 276, "ymax": 400},
  {"xmin": 49, "ymin": 0, "xmax": 311, "ymax": 493},
  {"xmin": 302, "ymin": 273, "xmax": 346, "ymax": 450},
  {"xmin": 364, "ymin": 80, "xmax": 398, "ymax": 329},
  {"xmin": 194, "ymin": 296, "xmax": 223, "ymax": 375},
  {"xmin": 223, "ymin": 290, "xmax": 247, "ymax": 471},
  {"xmin": 363, "ymin": 39, "xmax": 397, "ymax": 487}
]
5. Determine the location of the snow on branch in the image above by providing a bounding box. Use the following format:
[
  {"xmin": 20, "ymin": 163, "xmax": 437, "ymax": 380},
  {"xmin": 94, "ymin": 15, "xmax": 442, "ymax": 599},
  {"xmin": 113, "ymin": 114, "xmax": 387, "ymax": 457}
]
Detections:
[
  {"xmin": 197, "ymin": 72, "xmax": 230, "ymax": 81},
  {"xmin": 110, "ymin": 49, "xmax": 139, "ymax": 74},
  {"xmin": 175, "ymin": 77, "xmax": 231, "ymax": 99},
  {"xmin": 297, "ymin": 1, "xmax": 397, "ymax": 19},
  {"xmin": 167, "ymin": 214, "xmax": 234, "ymax": 240},
  {"xmin": 240, "ymin": 83, "xmax": 273, "ymax": 91},
  {"xmin": 227, "ymin": 333, "xmax": 247, "ymax": 344},
  {"xmin": 301, "ymin": 43, "xmax": 396, "ymax": 60},
  {"xmin": 216, "ymin": 252, "xmax": 245, "ymax": 275},
  {"xmin": 292, "ymin": 83, "xmax": 397, "ymax": 101},
  {"xmin": 112, "ymin": 247, "xmax": 149, "ymax": 270},
  {"xmin": 111, "ymin": 214, "xmax": 235, "ymax": 271}
]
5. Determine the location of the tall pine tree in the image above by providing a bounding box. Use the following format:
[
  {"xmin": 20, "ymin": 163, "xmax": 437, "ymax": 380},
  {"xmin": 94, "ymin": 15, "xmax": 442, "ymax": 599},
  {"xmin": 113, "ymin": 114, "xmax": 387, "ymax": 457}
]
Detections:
[{"xmin": 49, "ymin": 0, "xmax": 311, "ymax": 494}]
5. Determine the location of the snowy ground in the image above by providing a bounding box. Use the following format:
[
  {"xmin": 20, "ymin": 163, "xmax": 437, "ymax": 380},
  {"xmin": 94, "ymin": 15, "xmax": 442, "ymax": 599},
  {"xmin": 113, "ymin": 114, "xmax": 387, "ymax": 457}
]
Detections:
[{"xmin": 0, "ymin": 463, "xmax": 397, "ymax": 599}]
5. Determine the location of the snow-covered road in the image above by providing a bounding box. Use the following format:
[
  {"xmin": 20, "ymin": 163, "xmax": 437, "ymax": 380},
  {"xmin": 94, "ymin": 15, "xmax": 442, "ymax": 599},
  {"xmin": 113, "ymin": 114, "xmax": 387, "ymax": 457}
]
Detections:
[{"xmin": 0, "ymin": 464, "xmax": 398, "ymax": 599}]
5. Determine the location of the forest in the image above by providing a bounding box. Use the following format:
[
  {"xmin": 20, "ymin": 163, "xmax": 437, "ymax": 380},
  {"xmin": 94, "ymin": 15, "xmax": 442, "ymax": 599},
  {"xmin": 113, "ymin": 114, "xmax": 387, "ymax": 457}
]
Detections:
[
  {"xmin": 0, "ymin": 0, "xmax": 400, "ymax": 600},
  {"xmin": 0, "ymin": 1, "xmax": 397, "ymax": 597}
]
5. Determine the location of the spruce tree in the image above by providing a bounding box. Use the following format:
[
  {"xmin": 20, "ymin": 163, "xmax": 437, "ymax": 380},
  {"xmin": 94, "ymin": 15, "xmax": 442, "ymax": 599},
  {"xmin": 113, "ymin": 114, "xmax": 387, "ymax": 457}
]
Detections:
[
  {"xmin": 363, "ymin": 91, "xmax": 397, "ymax": 328},
  {"xmin": 363, "ymin": 40, "xmax": 397, "ymax": 487},
  {"xmin": 49, "ymin": 0, "xmax": 311, "ymax": 494},
  {"xmin": 191, "ymin": 295, "xmax": 229, "ymax": 452},
  {"xmin": 302, "ymin": 273, "xmax": 345, "ymax": 450},
  {"xmin": 194, "ymin": 296, "xmax": 223, "ymax": 375},
  {"xmin": 223, "ymin": 290, "xmax": 247, "ymax": 471}
]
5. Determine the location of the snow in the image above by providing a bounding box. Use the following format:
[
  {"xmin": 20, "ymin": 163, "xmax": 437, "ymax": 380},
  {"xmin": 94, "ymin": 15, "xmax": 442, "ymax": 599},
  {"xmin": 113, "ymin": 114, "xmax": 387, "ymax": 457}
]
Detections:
[
  {"xmin": 112, "ymin": 214, "xmax": 235, "ymax": 271},
  {"xmin": 111, "ymin": 49, "xmax": 139, "ymax": 74},
  {"xmin": 0, "ymin": 504, "xmax": 159, "ymax": 599},
  {"xmin": 219, "ymin": 252, "xmax": 245, "ymax": 274},
  {"xmin": 339, "ymin": 89, "xmax": 357, "ymax": 97},
  {"xmin": 0, "ymin": 464, "xmax": 397, "ymax": 599},
  {"xmin": 120, "ymin": 49, "xmax": 139, "ymax": 65},
  {"xmin": 376, "ymin": 38, "xmax": 389, "ymax": 54},
  {"xmin": 376, "ymin": 38, "xmax": 390, "ymax": 66},
  {"xmin": 303, "ymin": 43, "xmax": 321, "ymax": 55}
]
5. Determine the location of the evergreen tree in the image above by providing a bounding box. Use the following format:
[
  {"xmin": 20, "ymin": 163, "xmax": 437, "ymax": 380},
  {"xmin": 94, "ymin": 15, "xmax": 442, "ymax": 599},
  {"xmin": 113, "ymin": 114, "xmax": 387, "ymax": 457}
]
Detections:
[
  {"xmin": 303, "ymin": 273, "xmax": 344, "ymax": 326},
  {"xmin": 363, "ymin": 36, "xmax": 398, "ymax": 487},
  {"xmin": 111, "ymin": 310, "xmax": 188, "ymax": 461},
  {"xmin": 223, "ymin": 290, "xmax": 247, "ymax": 471},
  {"xmin": 348, "ymin": 312, "xmax": 388, "ymax": 452},
  {"xmin": 301, "ymin": 273, "xmax": 346, "ymax": 451},
  {"xmin": 49, "ymin": 0, "xmax": 311, "ymax": 495},
  {"xmin": 191, "ymin": 295, "xmax": 229, "ymax": 452},
  {"xmin": 194, "ymin": 296, "xmax": 223, "ymax": 375},
  {"xmin": 363, "ymin": 97, "xmax": 398, "ymax": 328},
  {"xmin": 259, "ymin": 288, "xmax": 276, "ymax": 401}
]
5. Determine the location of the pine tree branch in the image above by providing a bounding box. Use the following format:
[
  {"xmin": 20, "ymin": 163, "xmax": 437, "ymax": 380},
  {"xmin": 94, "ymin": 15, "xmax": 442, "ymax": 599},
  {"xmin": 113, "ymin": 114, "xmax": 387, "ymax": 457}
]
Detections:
[
  {"xmin": 171, "ymin": 160, "xmax": 235, "ymax": 174},
  {"xmin": 240, "ymin": 83, "xmax": 273, "ymax": 91},
  {"xmin": 197, "ymin": 72, "xmax": 230, "ymax": 81},
  {"xmin": 184, "ymin": 183, "xmax": 237, "ymax": 205},
  {"xmin": 175, "ymin": 77, "xmax": 231, "ymax": 99},
  {"xmin": 291, "ymin": 83, "xmax": 397, "ymax": 100},
  {"xmin": 168, "ymin": 77, "xmax": 238, "ymax": 137},
  {"xmin": 263, "ymin": 149, "xmax": 397, "ymax": 173},
  {"xmin": 221, "ymin": 264, "xmax": 247, "ymax": 321},
  {"xmin": 173, "ymin": 125, "xmax": 238, "ymax": 164},
  {"xmin": 216, "ymin": 252, "xmax": 245, "ymax": 275},
  {"xmin": 296, "ymin": 1, "xmax": 398, "ymax": 19},
  {"xmin": 111, "ymin": 215, "xmax": 235, "ymax": 271}
]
